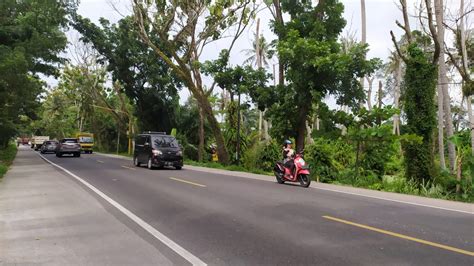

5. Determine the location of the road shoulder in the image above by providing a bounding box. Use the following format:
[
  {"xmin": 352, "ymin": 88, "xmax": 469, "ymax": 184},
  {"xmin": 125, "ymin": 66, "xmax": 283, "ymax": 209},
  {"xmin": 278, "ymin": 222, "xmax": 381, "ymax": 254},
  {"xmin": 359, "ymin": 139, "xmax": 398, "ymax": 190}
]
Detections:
[{"xmin": 0, "ymin": 147, "xmax": 173, "ymax": 265}]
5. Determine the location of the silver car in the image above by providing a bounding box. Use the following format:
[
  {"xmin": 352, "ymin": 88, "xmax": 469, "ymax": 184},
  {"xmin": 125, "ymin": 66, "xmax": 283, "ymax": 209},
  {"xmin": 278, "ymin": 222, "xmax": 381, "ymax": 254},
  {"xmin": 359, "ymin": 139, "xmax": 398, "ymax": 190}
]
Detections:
[
  {"xmin": 56, "ymin": 138, "xmax": 81, "ymax": 157},
  {"xmin": 40, "ymin": 140, "xmax": 58, "ymax": 154}
]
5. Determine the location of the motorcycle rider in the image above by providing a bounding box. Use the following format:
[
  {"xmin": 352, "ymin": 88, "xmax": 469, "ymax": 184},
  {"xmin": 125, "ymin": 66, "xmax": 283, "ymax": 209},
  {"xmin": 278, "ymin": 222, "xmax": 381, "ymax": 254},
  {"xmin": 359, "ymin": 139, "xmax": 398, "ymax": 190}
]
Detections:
[{"xmin": 282, "ymin": 140, "xmax": 295, "ymax": 173}]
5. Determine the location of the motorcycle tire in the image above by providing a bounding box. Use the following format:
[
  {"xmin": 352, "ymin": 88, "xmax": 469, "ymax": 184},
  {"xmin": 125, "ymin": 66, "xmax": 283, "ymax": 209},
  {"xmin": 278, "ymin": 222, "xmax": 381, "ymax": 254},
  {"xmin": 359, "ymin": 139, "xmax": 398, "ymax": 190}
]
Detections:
[
  {"xmin": 274, "ymin": 166, "xmax": 285, "ymax": 184},
  {"xmin": 299, "ymin": 174, "xmax": 311, "ymax": 188},
  {"xmin": 275, "ymin": 172, "xmax": 285, "ymax": 184}
]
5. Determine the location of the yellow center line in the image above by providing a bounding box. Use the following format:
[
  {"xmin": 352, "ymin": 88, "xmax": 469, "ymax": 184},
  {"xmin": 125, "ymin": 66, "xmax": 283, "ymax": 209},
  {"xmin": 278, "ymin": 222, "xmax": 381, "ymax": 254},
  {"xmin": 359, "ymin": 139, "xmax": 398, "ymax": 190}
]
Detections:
[
  {"xmin": 96, "ymin": 160, "xmax": 104, "ymax": 163},
  {"xmin": 121, "ymin": 165, "xmax": 136, "ymax": 170},
  {"xmin": 323, "ymin": 215, "xmax": 474, "ymax": 257},
  {"xmin": 169, "ymin": 177, "xmax": 206, "ymax": 188}
]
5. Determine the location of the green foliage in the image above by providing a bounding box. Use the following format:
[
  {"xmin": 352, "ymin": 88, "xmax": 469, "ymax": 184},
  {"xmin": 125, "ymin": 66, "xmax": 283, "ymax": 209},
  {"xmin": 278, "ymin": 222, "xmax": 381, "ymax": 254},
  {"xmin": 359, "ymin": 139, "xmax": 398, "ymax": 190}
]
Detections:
[
  {"xmin": 243, "ymin": 140, "xmax": 281, "ymax": 172},
  {"xmin": 305, "ymin": 138, "xmax": 354, "ymax": 182},
  {"xmin": 0, "ymin": 1, "xmax": 75, "ymax": 147},
  {"xmin": 252, "ymin": 0, "xmax": 379, "ymax": 150},
  {"xmin": 403, "ymin": 44, "xmax": 438, "ymax": 183},
  {"xmin": 72, "ymin": 16, "xmax": 180, "ymax": 133},
  {"xmin": 0, "ymin": 142, "xmax": 17, "ymax": 178}
]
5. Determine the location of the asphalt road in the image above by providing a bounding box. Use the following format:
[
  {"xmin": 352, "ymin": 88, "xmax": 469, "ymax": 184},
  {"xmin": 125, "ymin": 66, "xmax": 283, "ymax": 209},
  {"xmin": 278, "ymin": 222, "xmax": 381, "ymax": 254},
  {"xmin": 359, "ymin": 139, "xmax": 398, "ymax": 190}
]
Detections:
[{"xmin": 38, "ymin": 151, "xmax": 473, "ymax": 265}]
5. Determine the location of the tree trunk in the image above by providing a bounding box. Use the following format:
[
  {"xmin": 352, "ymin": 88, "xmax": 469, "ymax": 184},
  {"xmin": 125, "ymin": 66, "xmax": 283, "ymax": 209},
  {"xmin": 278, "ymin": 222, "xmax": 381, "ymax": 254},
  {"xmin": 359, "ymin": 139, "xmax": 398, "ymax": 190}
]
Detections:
[
  {"xmin": 273, "ymin": 0, "xmax": 285, "ymax": 86},
  {"xmin": 366, "ymin": 76, "xmax": 374, "ymax": 110},
  {"xmin": 263, "ymin": 110, "xmax": 270, "ymax": 140},
  {"xmin": 359, "ymin": 0, "xmax": 367, "ymax": 109},
  {"xmin": 436, "ymin": 80, "xmax": 446, "ymax": 170},
  {"xmin": 455, "ymin": 157, "xmax": 462, "ymax": 193},
  {"xmin": 198, "ymin": 105, "xmax": 204, "ymax": 162},
  {"xmin": 196, "ymin": 92, "xmax": 229, "ymax": 164},
  {"xmin": 436, "ymin": 0, "xmax": 456, "ymax": 172},
  {"xmin": 306, "ymin": 120, "xmax": 314, "ymax": 145},
  {"xmin": 393, "ymin": 61, "xmax": 401, "ymax": 135},
  {"xmin": 296, "ymin": 104, "xmax": 309, "ymax": 152},
  {"xmin": 459, "ymin": 0, "xmax": 474, "ymax": 155},
  {"xmin": 468, "ymin": 96, "xmax": 474, "ymax": 155}
]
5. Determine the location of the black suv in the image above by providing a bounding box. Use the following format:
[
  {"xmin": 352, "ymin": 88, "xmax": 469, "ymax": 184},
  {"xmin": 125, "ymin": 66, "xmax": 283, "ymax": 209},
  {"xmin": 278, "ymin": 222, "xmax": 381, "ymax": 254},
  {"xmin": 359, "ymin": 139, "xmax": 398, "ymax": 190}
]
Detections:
[{"xmin": 133, "ymin": 132, "xmax": 183, "ymax": 170}]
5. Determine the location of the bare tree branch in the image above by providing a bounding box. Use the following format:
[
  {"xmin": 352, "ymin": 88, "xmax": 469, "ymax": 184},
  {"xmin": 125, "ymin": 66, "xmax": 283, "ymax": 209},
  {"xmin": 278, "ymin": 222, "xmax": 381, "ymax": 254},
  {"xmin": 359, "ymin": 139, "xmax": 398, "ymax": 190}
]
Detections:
[{"xmin": 390, "ymin": 30, "xmax": 407, "ymax": 62}]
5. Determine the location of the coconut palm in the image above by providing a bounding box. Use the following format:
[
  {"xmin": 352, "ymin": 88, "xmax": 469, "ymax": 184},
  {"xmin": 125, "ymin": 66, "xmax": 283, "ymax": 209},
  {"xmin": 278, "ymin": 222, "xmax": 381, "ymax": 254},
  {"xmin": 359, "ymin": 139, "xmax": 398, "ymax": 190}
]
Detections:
[{"xmin": 242, "ymin": 34, "xmax": 272, "ymax": 67}]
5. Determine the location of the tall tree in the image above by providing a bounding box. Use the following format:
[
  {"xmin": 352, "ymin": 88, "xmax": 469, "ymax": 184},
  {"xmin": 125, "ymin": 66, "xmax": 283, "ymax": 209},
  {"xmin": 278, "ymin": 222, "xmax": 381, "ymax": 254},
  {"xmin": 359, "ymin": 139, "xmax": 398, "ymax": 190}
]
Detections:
[
  {"xmin": 445, "ymin": 0, "xmax": 473, "ymax": 155},
  {"xmin": 435, "ymin": 0, "xmax": 456, "ymax": 171},
  {"xmin": 132, "ymin": 0, "xmax": 257, "ymax": 164},
  {"xmin": 360, "ymin": 0, "xmax": 367, "ymax": 108},
  {"xmin": 72, "ymin": 16, "xmax": 179, "ymax": 134},
  {"xmin": 391, "ymin": 0, "xmax": 441, "ymax": 183},
  {"xmin": 256, "ymin": 0, "xmax": 378, "ymax": 152},
  {"xmin": 0, "ymin": 0, "xmax": 76, "ymax": 147}
]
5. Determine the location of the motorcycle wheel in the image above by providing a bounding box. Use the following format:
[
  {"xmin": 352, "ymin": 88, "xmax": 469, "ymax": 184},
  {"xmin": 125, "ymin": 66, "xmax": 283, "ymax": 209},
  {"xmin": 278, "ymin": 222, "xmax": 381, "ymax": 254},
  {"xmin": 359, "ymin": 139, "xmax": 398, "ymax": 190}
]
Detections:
[
  {"xmin": 273, "ymin": 167, "xmax": 285, "ymax": 184},
  {"xmin": 299, "ymin": 174, "xmax": 311, "ymax": 188}
]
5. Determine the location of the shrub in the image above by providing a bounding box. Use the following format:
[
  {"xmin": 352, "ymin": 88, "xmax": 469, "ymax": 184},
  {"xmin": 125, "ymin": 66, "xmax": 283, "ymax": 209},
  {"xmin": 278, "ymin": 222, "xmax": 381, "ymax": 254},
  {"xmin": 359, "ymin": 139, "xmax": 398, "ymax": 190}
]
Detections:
[
  {"xmin": 305, "ymin": 138, "xmax": 354, "ymax": 182},
  {"xmin": 253, "ymin": 140, "xmax": 281, "ymax": 172}
]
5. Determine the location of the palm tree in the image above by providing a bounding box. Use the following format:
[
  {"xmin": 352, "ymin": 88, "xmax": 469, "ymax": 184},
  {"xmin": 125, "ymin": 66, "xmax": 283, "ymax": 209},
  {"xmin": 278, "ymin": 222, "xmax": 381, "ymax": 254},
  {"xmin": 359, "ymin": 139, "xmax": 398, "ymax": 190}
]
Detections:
[{"xmin": 242, "ymin": 34, "xmax": 272, "ymax": 68}]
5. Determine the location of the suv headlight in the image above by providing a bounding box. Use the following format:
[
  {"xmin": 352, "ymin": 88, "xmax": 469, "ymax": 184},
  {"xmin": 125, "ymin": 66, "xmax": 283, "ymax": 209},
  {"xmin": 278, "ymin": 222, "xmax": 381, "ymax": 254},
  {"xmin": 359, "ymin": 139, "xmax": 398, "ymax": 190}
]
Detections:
[
  {"xmin": 176, "ymin": 150, "xmax": 183, "ymax": 156},
  {"xmin": 152, "ymin": 149, "xmax": 162, "ymax": 156}
]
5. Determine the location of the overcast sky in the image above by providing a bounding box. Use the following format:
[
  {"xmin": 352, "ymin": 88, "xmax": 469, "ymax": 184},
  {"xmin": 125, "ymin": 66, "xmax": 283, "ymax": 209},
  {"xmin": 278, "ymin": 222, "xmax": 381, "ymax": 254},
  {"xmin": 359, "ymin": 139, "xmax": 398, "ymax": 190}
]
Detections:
[{"xmin": 62, "ymin": 0, "xmax": 467, "ymax": 105}]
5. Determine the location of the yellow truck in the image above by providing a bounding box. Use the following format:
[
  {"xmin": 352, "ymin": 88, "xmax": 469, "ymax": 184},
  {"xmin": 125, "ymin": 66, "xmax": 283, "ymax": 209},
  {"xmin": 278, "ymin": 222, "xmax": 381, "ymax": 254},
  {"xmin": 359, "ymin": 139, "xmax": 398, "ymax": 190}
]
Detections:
[{"xmin": 76, "ymin": 133, "xmax": 94, "ymax": 154}]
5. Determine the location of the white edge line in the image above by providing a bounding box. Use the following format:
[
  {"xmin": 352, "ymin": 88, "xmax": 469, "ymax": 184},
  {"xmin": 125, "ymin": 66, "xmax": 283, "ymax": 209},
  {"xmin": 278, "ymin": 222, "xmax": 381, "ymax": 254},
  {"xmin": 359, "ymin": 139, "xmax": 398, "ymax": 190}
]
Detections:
[
  {"xmin": 94, "ymin": 153, "xmax": 474, "ymax": 215},
  {"xmin": 38, "ymin": 153, "xmax": 206, "ymax": 266}
]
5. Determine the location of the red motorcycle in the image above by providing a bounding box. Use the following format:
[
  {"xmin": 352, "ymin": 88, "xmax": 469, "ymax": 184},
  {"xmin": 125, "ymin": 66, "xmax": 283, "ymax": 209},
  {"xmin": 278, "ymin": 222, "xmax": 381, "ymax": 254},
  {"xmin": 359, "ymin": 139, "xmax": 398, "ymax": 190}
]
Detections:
[{"xmin": 274, "ymin": 152, "xmax": 311, "ymax": 187}]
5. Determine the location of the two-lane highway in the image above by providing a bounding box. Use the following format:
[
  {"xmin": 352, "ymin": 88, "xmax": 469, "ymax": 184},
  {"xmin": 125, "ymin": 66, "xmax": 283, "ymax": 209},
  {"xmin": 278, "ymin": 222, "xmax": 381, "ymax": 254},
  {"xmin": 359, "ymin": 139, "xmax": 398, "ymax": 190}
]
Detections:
[{"xmin": 38, "ymin": 151, "xmax": 473, "ymax": 265}]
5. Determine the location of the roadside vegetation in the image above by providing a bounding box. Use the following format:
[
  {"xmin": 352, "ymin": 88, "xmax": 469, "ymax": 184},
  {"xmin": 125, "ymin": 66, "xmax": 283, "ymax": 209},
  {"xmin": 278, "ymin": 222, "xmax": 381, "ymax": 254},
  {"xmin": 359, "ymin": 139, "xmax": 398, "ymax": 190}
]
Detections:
[
  {"xmin": 0, "ymin": 143, "xmax": 17, "ymax": 179},
  {"xmin": 1, "ymin": 1, "xmax": 472, "ymax": 202}
]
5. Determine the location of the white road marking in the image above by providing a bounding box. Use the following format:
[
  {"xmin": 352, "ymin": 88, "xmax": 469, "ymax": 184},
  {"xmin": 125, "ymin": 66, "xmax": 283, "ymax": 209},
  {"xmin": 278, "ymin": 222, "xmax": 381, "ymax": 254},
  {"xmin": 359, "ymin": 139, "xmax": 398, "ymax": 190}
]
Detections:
[{"xmin": 38, "ymin": 153, "xmax": 206, "ymax": 266}]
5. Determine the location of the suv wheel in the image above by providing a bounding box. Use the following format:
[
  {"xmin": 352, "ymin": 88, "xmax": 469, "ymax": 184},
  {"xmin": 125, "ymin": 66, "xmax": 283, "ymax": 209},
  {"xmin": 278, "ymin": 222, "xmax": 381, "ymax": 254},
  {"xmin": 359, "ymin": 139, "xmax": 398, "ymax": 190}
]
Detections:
[
  {"xmin": 175, "ymin": 166, "xmax": 182, "ymax": 170},
  {"xmin": 147, "ymin": 157, "xmax": 154, "ymax": 170},
  {"xmin": 134, "ymin": 156, "xmax": 141, "ymax": 167}
]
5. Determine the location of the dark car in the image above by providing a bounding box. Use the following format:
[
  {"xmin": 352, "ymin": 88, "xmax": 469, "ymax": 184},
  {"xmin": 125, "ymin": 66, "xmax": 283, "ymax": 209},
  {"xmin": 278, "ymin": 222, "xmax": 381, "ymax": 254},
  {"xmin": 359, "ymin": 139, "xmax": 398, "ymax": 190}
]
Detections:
[
  {"xmin": 40, "ymin": 140, "xmax": 59, "ymax": 154},
  {"xmin": 56, "ymin": 138, "xmax": 81, "ymax": 157},
  {"xmin": 133, "ymin": 132, "xmax": 183, "ymax": 170}
]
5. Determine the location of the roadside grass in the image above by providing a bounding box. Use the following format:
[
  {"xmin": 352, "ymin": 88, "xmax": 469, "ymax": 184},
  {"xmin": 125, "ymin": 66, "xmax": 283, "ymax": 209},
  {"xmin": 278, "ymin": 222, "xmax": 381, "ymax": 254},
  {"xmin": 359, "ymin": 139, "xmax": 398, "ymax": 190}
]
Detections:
[{"xmin": 0, "ymin": 143, "xmax": 18, "ymax": 179}]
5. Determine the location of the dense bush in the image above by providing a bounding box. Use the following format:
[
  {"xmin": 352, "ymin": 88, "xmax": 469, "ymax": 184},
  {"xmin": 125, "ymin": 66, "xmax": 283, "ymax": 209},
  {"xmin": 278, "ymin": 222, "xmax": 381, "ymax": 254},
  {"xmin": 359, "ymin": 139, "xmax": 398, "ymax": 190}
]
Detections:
[
  {"xmin": 305, "ymin": 138, "xmax": 354, "ymax": 182},
  {"xmin": 243, "ymin": 140, "xmax": 280, "ymax": 172}
]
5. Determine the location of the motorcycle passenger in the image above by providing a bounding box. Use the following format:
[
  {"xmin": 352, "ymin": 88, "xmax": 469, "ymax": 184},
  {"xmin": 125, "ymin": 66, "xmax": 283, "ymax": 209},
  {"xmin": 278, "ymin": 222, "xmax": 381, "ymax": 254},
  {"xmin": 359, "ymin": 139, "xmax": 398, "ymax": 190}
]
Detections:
[{"xmin": 282, "ymin": 140, "xmax": 295, "ymax": 173}]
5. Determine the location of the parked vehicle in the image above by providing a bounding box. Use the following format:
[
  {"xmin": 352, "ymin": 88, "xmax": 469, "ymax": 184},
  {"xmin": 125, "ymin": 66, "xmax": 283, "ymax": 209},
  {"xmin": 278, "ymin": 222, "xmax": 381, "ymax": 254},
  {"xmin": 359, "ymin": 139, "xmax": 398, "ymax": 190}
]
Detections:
[
  {"xmin": 56, "ymin": 138, "xmax": 81, "ymax": 157},
  {"xmin": 31, "ymin": 136, "xmax": 49, "ymax": 151},
  {"xmin": 76, "ymin": 132, "xmax": 94, "ymax": 154},
  {"xmin": 133, "ymin": 132, "xmax": 183, "ymax": 170},
  {"xmin": 273, "ymin": 152, "xmax": 311, "ymax": 187},
  {"xmin": 21, "ymin": 137, "xmax": 29, "ymax": 145},
  {"xmin": 40, "ymin": 140, "xmax": 59, "ymax": 154}
]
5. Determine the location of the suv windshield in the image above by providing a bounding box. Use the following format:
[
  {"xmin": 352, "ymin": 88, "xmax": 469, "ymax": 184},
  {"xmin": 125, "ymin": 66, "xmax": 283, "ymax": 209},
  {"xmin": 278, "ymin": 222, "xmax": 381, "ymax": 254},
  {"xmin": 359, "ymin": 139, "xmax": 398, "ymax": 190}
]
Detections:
[
  {"xmin": 153, "ymin": 136, "xmax": 179, "ymax": 148},
  {"xmin": 62, "ymin": 139, "xmax": 78, "ymax": 144}
]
